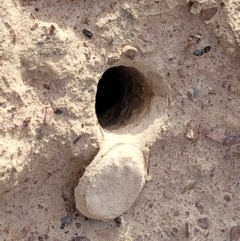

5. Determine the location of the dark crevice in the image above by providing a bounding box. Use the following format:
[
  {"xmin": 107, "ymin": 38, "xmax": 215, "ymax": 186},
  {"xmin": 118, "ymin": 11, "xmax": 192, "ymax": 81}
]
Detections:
[{"xmin": 95, "ymin": 66, "xmax": 153, "ymax": 129}]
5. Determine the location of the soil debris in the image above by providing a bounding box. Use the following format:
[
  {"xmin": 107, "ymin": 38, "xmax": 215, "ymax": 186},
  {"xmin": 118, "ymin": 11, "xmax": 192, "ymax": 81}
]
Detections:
[{"xmin": 185, "ymin": 119, "xmax": 199, "ymax": 140}]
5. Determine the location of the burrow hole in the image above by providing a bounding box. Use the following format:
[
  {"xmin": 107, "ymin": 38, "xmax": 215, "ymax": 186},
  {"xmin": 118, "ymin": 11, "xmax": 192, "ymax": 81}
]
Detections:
[{"xmin": 95, "ymin": 66, "xmax": 153, "ymax": 129}]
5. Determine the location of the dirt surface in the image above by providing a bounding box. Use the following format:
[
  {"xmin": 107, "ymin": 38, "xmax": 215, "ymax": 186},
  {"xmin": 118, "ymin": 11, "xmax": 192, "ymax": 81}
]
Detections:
[{"xmin": 1, "ymin": 0, "xmax": 240, "ymax": 240}]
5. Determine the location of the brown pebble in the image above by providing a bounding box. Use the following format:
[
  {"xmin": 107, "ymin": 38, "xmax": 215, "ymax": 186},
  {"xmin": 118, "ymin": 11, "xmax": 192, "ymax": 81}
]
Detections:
[
  {"xmin": 28, "ymin": 236, "xmax": 35, "ymax": 241},
  {"xmin": 187, "ymin": 91, "xmax": 194, "ymax": 102},
  {"xmin": 30, "ymin": 22, "xmax": 38, "ymax": 31},
  {"xmin": 197, "ymin": 217, "xmax": 209, "ymax": 230},
  {"xmin": 172, "ymin": 227, "xmax": 178, "ymax": 233},
  {"xmin": 201, "ymin": 7, "xmax": 218, "ymax": 21},
  {"xmin": 224, "ymin": 194, "xmax": 231, "ymax": 201},
  {"xmin": 230, "ymin": 225, "xmax": 240, "ymax": 241},
  {"xmin": 23, "ymin": 225, "xmax": 31, "ymax": 234},
  {"xmin": 43, "ymin": 84, "xmax": 50, "ymax": 90}
]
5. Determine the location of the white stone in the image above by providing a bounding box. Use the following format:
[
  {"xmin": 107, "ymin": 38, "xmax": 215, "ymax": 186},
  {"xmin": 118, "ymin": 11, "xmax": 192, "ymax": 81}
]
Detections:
[{"xmin": 74, "ymin": 143, "xmax": 146, "ymax": 221}]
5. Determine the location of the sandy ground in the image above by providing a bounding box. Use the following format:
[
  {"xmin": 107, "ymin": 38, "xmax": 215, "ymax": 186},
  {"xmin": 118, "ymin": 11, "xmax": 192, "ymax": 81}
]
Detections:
[{"xmin": 1, "ymin": 0, "xmax": 240, "ymax": 240}]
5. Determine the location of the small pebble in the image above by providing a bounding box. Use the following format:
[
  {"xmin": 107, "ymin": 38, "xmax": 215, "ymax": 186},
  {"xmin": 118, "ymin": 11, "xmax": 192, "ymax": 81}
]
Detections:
[
  {"xmin": 230, "ymin": 225, "xmax": 240, "ymax": 241},
  {"xmin": 187, "ymin": 91, "xmax": 194, "ymax": 101},
  {"xmin": 60, "ymin": 216, "xmax": 72, "ymax": 229},
  {"xmin": 201, "ymin": 7, "xmax": 218, "ymax": 21},
  {"xmin": 82, "ymin": 29, "xmax": 93, "ymax": 39},
  {"xmin": 189, "ymin": 34, "xmax": 201, "ymax": 43},
  {"xmin": 193, "ymin": 85, "xmax": 201, "ymax": 98},
  {"xmin": 193, "ymin": 49, "xmax": 204, "ymax": 56},
  {"xmin": 223, "ymin": 134, "xmax": 240, "ymax": 146},
  {"xmin": 181, "ymin": 96, "xmax": 188, "ymax": 105},
  {"xmin": 196, "ymin": 202, "xmax": 205, "ymax": 214},
  {"xmin": 122, "ymin": 46, "xmax": 137, "ymax": 60},
  {"xmin": 197, "ymin": 217, "xmax": 209, "ymax": 230},
  {"xmin": 224, "ymin": 194, "xmax": 231, "ymax": 201},
  {"xmin": 172, "ymin": 227, "xmax": 178, "ymax": 233},
  {"xmin": 204, "ymin": 46, "xmax": 211, "ymax": 53},
  {"xmin": 43, "ymin": 84, "xmax": 50, "ymax": 90},
  {"xmin": 44, "ymin": 108, "xmax": 54, "ymax": 125}
]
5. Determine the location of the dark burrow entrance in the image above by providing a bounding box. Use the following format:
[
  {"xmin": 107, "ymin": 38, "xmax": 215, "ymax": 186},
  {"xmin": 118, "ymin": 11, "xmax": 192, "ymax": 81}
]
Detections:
[{"xmin": 95, "ymin": 66, "xmax": 153, "ymax": 129}]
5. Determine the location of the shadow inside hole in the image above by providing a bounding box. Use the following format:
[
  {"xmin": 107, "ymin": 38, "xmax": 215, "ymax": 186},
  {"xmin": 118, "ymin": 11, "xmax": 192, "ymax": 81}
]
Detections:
[{"xmin": 95, "ymin": 66, "xmax": 153, "ymax": 129}]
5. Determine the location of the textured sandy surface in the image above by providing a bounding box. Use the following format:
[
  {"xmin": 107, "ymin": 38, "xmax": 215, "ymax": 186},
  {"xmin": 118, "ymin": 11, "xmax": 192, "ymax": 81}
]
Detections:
[{"xmin": 1, "ymin": 0, "xmax": 240, "ymax": 240}]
